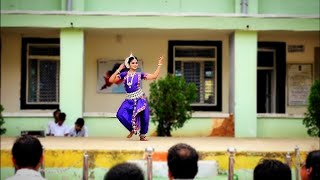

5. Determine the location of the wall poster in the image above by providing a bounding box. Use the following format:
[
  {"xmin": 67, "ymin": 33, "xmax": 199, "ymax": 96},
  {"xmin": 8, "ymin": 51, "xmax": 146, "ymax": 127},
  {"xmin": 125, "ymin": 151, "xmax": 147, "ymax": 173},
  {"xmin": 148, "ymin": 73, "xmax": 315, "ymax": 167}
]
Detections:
[{"xmin": 97, "ymin": 59, "xmax": 143, "ymax": 93}]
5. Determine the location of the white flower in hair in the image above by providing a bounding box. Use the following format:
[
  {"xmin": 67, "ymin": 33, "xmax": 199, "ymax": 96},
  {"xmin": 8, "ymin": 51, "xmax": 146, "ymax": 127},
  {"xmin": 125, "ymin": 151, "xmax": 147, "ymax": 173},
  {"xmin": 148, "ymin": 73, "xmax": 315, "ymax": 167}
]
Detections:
[{"xmin": 124, "ymin": 53, "xmax": 135, "ymax": 68}]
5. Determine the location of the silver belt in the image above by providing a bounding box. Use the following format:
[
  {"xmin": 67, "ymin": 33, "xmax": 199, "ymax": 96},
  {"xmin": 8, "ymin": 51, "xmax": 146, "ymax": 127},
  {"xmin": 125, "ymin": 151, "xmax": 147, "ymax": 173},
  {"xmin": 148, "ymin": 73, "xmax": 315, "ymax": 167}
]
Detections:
[{"xmin": 126, "ymin": 88, "xmax": 144, "ymax": 100}]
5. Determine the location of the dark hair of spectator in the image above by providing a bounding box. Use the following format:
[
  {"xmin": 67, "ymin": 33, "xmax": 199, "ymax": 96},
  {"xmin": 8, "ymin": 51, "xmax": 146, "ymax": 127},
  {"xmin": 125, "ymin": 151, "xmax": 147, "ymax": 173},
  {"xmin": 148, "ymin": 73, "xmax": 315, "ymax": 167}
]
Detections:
[
  {"xmin": 254, "ymin": 159, "xmax": 292, "ymax": 180},
  {"xmin": 12, "ymin": 135, "xmax": 43, "ymax": 168},
  {"xmin": 104, "ymin": 162, "xmax": 144, "ymax": 180},
  {"xmin": 53, "ymin": 109, "xmax": 60, "ymax": 116},
  {"xmin": 167, "ymin": 143, "xmax": 199, "ymax": 179},
  {"xmin": 75, "ymin": 118, "xmax": 85, "ymax": 128},
  {"xmin": 305, "ymin": 150, "xmax": 320, "ymax": 180},
  {"xmin": 59, "ymin": 112, "xmax": 66, "ymax": 121}
]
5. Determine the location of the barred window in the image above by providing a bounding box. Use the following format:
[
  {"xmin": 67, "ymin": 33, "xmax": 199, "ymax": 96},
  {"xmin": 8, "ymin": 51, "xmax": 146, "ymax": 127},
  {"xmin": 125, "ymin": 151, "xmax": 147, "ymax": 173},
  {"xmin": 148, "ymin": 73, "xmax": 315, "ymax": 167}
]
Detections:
[
  {"xmin": 169, "ymin": 41, "xmax": 222, "ymax": 111},
  {"xmin": 174, "ymin": 46, "xmax": 217, "ymax": 105},
  {"xmin": 21, "ymin": 39, "xmax": 60, "ymax": 109}
]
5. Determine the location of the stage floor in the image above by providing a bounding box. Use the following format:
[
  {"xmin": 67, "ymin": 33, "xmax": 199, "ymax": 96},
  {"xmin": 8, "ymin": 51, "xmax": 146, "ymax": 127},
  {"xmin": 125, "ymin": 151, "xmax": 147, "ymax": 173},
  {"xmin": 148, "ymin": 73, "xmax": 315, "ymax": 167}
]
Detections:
[{"xmin": 1, "ymin": 136, "xmax": 319, "ymax": 152}]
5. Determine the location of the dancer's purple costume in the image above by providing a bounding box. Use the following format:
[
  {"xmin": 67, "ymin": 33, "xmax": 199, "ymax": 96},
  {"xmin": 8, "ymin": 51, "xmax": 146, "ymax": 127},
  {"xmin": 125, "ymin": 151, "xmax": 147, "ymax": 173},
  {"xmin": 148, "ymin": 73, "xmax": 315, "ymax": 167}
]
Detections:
[{"xmin": 116, "ymin": 71, "xmax": 149, "ymax": 135}]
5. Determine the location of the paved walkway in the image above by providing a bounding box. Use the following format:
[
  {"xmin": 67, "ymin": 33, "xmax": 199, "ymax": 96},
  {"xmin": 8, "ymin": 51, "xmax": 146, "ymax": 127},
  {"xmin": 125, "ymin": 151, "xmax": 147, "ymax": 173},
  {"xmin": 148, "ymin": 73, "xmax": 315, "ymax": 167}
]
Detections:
[{"xmin": 1, "ymin": 137, "xmax": 319, "ymax": 152}]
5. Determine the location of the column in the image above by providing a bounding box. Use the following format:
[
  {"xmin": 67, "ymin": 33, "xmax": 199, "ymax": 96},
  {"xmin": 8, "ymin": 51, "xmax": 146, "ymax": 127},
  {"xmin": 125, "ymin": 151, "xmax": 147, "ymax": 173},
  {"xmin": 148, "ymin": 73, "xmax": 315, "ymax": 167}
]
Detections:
[
  {"xmin": 230, "ymin": 31, "xmax": 257, "ymax": 137},
  {"xmin": 60, "ymin": 28, "xmax": 84, "ymax": 123}
]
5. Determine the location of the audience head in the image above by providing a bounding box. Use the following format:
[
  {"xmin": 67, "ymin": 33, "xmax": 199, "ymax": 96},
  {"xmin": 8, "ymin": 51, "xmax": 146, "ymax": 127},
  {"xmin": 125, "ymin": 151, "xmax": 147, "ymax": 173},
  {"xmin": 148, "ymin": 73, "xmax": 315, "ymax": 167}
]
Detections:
[
  {"xmin": 254, "ymin": 159, "xmax": 291, "ymax": 180},
  {"xmin": 75, "ymin": 118, "xmax": 85, "ymax": 131},
  {"xmin": 104, "ymin": 162, "xmax": 144, "ymax": 180},
  {"xmin": 11, "ymin": 135, "xmax": 43, "ymax": 170},
  {"xmin": 301, "ymin": 150, "xmax": 320, "ymax": 180},
  {"xmin": 167, "ymin": 143, "xmax": 199, "ymax": 180},
  {"xmin": 53, "ymin": 109, "xmax": 61, "ymax": 122},
  {"xmin": 57, "ymin": 112, "xmax": 66, "ymax": 125}
]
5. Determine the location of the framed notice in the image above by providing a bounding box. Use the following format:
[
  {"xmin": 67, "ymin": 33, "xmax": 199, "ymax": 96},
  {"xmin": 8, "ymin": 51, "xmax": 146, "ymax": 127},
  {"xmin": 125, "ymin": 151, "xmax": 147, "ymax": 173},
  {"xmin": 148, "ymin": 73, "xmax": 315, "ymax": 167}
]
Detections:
[{"xmin": 287, "ymin": 64, "xmax": 313, "ymax": 106}]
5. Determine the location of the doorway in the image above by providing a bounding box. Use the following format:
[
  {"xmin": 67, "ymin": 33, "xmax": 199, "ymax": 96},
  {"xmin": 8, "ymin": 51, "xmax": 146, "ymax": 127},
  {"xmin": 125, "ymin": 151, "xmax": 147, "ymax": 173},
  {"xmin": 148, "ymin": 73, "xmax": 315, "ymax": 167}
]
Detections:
[
  {"xmin": 257, "ymin": 42, "xmax": 286, "ymax": 113},
  {"xmin": 257, "ymin": 49, "xmax": 276, "ymax": 113}
]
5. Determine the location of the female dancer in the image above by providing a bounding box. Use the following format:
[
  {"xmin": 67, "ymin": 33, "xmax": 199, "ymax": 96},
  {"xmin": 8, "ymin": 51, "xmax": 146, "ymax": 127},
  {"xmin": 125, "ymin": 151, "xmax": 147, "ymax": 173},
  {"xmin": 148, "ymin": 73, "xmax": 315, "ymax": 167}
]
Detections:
[{"xmin": 109, "ymin": 53, "xmax": 164, "ymax": 141}]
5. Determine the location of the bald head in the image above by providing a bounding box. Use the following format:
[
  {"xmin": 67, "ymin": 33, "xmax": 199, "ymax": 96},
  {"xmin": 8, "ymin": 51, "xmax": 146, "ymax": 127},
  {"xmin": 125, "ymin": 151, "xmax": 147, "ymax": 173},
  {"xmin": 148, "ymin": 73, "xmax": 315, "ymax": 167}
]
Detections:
[{"xmin": 167, "ymin": 143, "xmax": 199, "ymax": 179}]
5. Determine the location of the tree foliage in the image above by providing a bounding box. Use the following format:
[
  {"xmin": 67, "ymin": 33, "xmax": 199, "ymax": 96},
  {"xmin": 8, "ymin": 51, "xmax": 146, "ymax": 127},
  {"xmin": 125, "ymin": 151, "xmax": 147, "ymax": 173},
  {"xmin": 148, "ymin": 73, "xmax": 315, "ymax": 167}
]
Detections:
[
  {"xmin": 303, "ymin": 80, "xmax": 320, "ymax": 137},
  {"xmin": 149, "ymin": 75, "xmax": 197, "ymax": 136},
  {"xmin": 0, "ymin": 104, "xmax": 6, "ymax": 135}
]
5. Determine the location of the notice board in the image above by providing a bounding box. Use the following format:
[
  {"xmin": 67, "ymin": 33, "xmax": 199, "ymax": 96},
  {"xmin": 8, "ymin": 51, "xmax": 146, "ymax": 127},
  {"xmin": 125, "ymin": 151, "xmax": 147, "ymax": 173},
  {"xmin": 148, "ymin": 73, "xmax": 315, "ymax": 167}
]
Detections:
[{"xmin": 287, "ymin": 64, "xmax": 313, "ymax": 106}]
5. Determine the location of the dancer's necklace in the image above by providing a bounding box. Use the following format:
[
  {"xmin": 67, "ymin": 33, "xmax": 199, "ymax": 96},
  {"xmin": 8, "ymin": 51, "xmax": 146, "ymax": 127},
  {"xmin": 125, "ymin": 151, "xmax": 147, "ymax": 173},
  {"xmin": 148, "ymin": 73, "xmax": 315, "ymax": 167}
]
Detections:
[{"xmin": 127, "ymin": 72, "xmax": 135, "ymax": 88}]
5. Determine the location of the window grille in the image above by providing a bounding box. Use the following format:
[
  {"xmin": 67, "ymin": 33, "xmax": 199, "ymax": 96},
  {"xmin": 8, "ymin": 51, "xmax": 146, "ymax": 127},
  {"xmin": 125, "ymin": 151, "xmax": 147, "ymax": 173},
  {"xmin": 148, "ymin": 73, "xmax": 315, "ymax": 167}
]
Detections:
[
  {"xmin": 174, "ymin": 46, "xmax": 217, "ymax": 105},
  {"xmin": 27, "ymin": 44, "xmax": 60, "ymax": 105}
]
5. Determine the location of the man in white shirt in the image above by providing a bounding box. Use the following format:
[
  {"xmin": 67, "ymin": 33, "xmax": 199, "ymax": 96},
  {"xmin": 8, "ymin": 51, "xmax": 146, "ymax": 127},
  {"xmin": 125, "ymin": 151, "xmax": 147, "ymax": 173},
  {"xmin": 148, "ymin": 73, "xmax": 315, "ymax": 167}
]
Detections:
[
  {"xmin": 6, "ymin": 135, "xmax": 46, "ymax": 180},
  {"xmin": 51, "ymin": 112, "xmax": 69, "ymax": 136},
  {"xmin": 46, "ymin": 109, "xmax": 60, "ymax": 136},
  {"xmin": 69, "ymin": 118, "xmax": 88, "ymax": 137}
]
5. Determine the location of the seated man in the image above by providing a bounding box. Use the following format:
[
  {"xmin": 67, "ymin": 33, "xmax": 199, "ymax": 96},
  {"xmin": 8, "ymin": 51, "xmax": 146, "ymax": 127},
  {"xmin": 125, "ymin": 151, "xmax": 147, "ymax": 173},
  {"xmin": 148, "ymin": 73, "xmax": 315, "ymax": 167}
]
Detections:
[
  {"xmin": 254, "ymin": 159, "xmax": 291, "ymax": 180},
  {"xmin": 104, "ymin": 162, "xmax": 144, "ymax": 180},
  {"xmin": 51, "ymin": 112, "xmax": 69, "ymax": 137},
  {"xmin": 69, "ymin": 118, "xmax": 88, "ymax": 137},
  {"xmin": 167, "ymin": 143, "xmax": 199, "ymax": 180},
  {"xmin": 7, "ymin": 135, "xmax": 45, "ymax": 180}
]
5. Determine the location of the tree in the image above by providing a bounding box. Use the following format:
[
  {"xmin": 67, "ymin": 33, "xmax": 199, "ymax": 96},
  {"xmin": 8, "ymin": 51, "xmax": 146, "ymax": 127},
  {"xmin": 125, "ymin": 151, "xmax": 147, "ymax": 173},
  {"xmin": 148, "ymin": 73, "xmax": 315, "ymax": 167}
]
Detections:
[
  {"xmin": 303, "ymin": 80, "xmax": 320, "ymax": 137},
  {"xmin": 0, "ymin": 104, "xmax": 6, "ymax": 135},
  {"xmin": 149, "ymin": 75, "xmax": 197, "ymax": 136}
]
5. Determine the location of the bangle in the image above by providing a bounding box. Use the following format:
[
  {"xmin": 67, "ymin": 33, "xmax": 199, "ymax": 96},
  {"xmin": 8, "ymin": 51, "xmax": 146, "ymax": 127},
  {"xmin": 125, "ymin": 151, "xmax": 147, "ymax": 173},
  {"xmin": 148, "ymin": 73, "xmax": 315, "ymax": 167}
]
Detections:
[
  {"xmin": 158, "ymin": 64, "xmax": 162, "ymax": 66},
  {"xmin": 116, "ymin": 70, "xmax": 121, "ymax": 74}
]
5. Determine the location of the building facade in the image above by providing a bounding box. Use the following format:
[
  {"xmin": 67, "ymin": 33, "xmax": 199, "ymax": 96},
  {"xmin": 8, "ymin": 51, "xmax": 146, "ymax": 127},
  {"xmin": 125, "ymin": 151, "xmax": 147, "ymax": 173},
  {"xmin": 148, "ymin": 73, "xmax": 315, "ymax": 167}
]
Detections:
[{"xmin": 1, "ymin": 0, "xmax": 319, "ymax": 137}]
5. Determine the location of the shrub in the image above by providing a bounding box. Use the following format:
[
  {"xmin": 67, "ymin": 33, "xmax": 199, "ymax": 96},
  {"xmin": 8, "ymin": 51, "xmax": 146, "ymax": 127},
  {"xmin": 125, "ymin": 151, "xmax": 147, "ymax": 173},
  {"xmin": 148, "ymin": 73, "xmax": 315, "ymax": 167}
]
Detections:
[
  {"xmin": 149, "ymin": 75, "xmax": 197, "ymax": 136},
  {"xmin": 303, "ymin": 80, "xmax": 320, "ymax": 137},
  {"xmin": 0, "ymin": 104, "xmax": 6, "ymax": 135}
]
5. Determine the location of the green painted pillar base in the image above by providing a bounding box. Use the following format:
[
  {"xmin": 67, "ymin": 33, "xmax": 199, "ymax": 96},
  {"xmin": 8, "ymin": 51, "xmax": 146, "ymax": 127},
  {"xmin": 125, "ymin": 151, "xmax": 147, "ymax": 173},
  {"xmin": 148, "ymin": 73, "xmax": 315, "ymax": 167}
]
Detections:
[
  {"xmin": 232, "ymin": 31, "xmax": 257, "ymax": 137},
  {"xmin": 60, "ymin": 29, "xmax": 84, "ymax": 124}
]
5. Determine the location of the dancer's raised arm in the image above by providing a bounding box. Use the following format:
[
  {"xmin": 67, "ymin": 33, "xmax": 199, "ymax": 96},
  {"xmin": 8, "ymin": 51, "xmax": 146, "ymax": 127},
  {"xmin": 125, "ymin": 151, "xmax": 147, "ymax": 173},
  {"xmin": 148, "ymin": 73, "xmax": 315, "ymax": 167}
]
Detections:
[
  {"xmin": 146, "ymin": 55, "xmax": 164, "ymax": 80},
  {"xmin": 109, "ymin": 63, "xmax": 125, "ymax": 83}
]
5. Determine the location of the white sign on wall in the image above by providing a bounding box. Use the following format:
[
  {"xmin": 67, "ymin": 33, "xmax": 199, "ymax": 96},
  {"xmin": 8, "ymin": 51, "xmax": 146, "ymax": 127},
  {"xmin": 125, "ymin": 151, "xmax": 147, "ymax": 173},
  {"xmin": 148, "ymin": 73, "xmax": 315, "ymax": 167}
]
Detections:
[{"xmin": 287, "ymin": 64, "xmax": 313, "ymax": 106}]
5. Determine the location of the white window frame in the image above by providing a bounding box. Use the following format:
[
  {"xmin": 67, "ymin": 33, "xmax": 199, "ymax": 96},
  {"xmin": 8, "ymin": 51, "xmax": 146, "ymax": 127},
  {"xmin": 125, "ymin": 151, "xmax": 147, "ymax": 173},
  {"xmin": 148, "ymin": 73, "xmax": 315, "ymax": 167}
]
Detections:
[
  {"xmin": 257, "ymin": 48, "xmax": 277, "ymax": 113},
  {"xmin": 26, "ymin": 44, "xmax": 60, "ymax": 105},
  {"xmin": 173, "ymin": 46, "xmax": 217, "ymax": 106}
]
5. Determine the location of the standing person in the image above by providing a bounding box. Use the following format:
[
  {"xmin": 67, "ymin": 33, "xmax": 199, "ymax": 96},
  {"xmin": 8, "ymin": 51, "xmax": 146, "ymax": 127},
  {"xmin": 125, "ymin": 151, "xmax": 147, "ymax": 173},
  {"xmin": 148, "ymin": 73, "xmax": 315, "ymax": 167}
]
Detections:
[
  {"xmin": 301, "ymin": 150, "xmax": 320, "ymax": 180},
  {"xmin": 51, "ymin": 112, "xmax": 69, "ymax": 137},
  {"xmin": 6, "ymin": 135, "xmax": 46, "ymax": 180},
  {"xmin": 109, "ymin": 53, "xmax": 164, "ymax": 141},
  {"xmin": 46, "ymin": 109, "xmax": 60, "ymax": 136},
  {"xmin": 69, "ymin": 118, "xmax": 88, "ymax": 137}
]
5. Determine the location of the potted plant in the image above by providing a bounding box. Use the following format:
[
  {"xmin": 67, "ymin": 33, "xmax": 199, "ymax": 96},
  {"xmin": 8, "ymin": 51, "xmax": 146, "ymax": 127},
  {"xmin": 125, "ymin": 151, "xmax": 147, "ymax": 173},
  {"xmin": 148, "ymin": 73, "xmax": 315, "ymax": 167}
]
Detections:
[
  {"xmin": 303, "ymin": 80, "xmax": 320, "ymax": 137},
  {"xmin": 149, "ymin": 75, "xmax": 197, "ymax": 136}
]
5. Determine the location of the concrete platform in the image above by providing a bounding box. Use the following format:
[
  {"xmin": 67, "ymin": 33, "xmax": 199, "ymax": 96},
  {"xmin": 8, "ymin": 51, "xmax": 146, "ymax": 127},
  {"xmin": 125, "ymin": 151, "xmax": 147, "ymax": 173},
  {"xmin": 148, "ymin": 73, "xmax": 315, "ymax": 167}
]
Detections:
[{"xmin": 1, "ymin": 136, "xmax": 319, "ymax": 151}]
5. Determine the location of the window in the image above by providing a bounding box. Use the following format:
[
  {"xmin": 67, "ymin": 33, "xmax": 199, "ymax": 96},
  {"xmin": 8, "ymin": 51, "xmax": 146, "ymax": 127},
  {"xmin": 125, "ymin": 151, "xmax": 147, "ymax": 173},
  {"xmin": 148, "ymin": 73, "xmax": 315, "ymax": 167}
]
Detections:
[
  {"xmin": 21, "ymin": 38, "xmax": 60, "ymax": 109},
  {"xmin": 168, "ymin": 41, "xmax": 222, "ymax": 111}
]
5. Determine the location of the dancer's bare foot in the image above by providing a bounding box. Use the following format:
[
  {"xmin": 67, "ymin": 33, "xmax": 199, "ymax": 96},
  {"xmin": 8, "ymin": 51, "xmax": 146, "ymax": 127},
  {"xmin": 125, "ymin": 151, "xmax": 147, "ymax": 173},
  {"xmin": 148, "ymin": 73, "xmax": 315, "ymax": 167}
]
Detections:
[
  {"xmin": 140, "ymin": 136, "xmax": 148, "ymax": 141},
  {"xmin": 127, "ymin": 131, "xmax": 134, "ymax": 138}
]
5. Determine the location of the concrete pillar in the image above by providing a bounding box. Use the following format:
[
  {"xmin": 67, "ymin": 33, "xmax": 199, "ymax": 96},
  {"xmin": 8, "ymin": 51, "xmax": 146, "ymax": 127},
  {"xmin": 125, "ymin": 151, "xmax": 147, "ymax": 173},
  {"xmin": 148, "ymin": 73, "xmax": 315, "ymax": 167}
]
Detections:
[
  {"xmin": 230, "ymin": 31, "xmax": 257, "ymax": 137},
  {"xmin": 60, "ymin": 29, "xmax": 84, "ymax": 124}
]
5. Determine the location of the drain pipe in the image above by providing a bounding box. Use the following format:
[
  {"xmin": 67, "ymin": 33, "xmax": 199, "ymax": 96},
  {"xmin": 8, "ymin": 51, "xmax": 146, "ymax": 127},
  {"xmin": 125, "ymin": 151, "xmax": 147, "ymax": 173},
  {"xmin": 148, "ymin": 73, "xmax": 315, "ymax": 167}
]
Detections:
[
  {"xmin": 241, "ymin": 0, "xmax": 248, "ymax": 14},
  {"xmin": 66, "ymin": 0, "xmax": 73, "ymax": 11}
]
